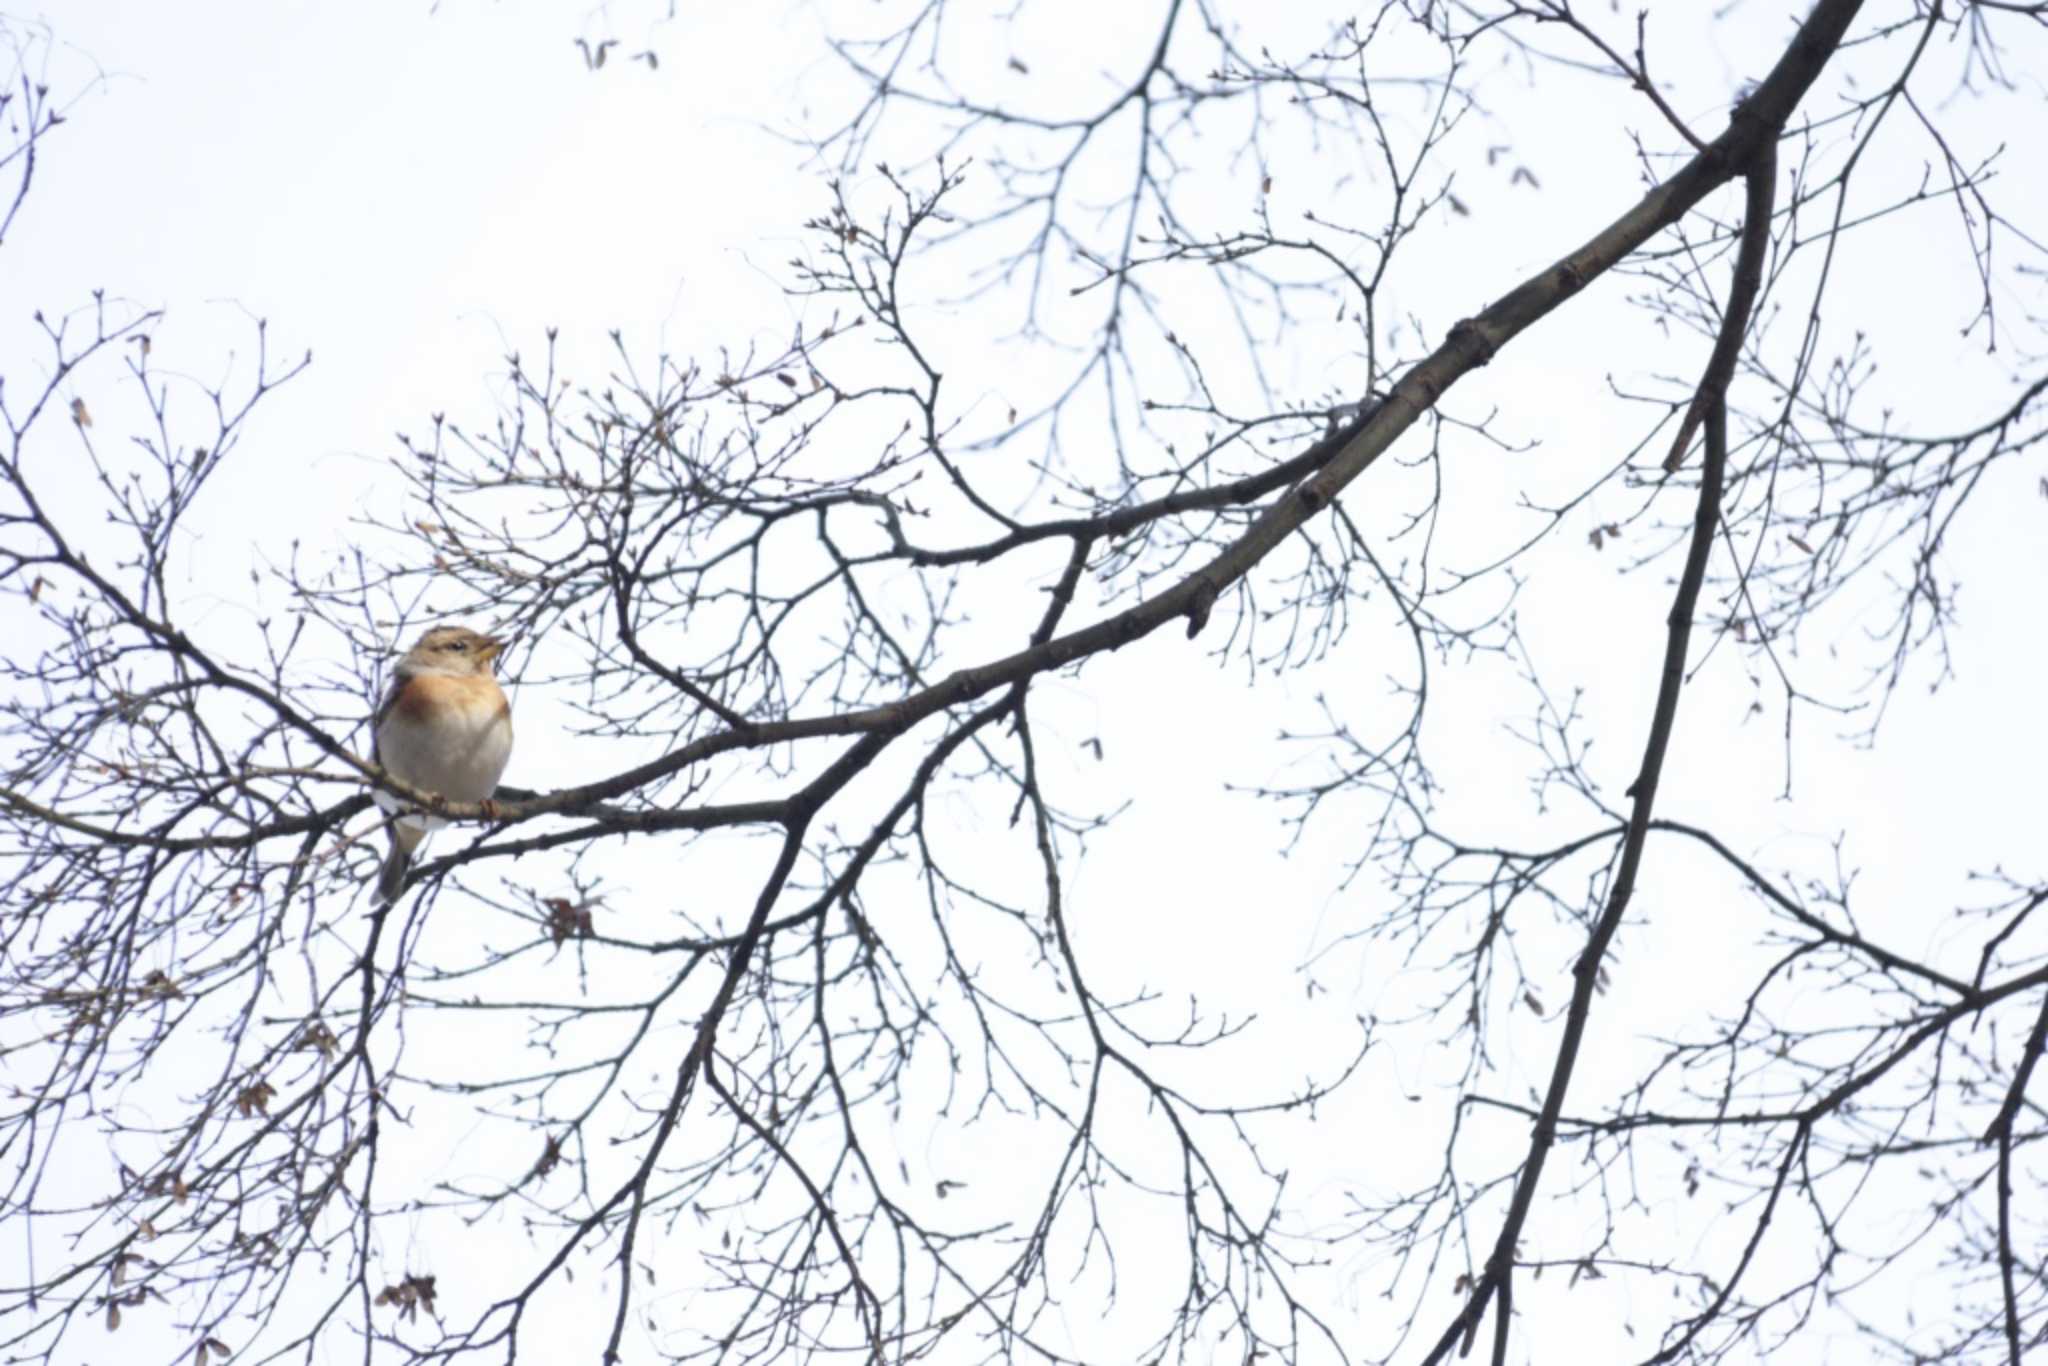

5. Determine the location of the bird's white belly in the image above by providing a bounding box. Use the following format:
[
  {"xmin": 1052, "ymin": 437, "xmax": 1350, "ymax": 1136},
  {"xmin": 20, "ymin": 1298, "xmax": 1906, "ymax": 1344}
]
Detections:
[{"xmin": 373, "ymin": 709, "xmax": 513, "ymax": 825}]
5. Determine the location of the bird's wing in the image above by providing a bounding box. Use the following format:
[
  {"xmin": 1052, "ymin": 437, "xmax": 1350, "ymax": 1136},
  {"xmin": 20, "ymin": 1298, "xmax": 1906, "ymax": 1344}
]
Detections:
[
  {"xmin": 369, "ymin": 670, "xmax": 410, "ymax": 765},
  {"xmin": 368, "ymin": 671, "xmax": 412, "ymax": 815}
]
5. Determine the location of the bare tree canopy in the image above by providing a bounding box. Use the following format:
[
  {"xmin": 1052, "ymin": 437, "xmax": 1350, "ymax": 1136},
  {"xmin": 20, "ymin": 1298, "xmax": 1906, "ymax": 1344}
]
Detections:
[{"xmin": 4, "ymin": 2, "xmax": 2047, "ymax": 1363}]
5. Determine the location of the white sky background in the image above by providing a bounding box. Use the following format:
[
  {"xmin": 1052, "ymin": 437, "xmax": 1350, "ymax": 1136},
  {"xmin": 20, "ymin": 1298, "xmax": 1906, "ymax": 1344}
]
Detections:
[{"xmin": 8, "ymin": 1, "xmax": 2048, "ymax": 1363}]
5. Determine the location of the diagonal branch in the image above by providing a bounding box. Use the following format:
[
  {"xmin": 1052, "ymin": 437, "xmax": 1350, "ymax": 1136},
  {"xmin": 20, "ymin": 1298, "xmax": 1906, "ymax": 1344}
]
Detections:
[
  {"xmin": 340, "ymin": 0, "xmax": 1868, "ymax": 846},
  {"xmin": 1422, "ymin": 133, "xmax": 1784, "ymax": 1366}
]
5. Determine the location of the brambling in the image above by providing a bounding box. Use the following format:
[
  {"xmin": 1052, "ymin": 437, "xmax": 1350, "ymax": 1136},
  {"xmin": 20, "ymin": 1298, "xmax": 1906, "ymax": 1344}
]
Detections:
[{"xmin": 369, "ymin": 625, "xmax": 514, "ymax": 904}]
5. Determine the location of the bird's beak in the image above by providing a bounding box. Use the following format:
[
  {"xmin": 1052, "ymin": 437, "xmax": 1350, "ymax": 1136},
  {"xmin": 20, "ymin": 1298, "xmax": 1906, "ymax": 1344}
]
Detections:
[{"xmin": 479, "ymin": 636, "xmax": 509, "ymax": 663}]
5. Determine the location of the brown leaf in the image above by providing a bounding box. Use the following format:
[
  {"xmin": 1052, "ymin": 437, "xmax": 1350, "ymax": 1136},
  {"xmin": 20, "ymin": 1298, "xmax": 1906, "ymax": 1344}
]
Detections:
[
  {"xmin": 234, "ymin": 1080, "xmax": 277, "ymax": 1118},
  {"xmin": 545, "ymin": 898, "xmax": 593, "ymax": 947},
  {"xmin": 376, "ymin": 1273, "xmax": 439, "ymax": 1322},
  {"xmin": 72, "ymin": 397, "xmax": 92, "ymax": 427},
  {"xmin": 298, "ymin": 1022, "xmax": 339, "ymax": 1058}
]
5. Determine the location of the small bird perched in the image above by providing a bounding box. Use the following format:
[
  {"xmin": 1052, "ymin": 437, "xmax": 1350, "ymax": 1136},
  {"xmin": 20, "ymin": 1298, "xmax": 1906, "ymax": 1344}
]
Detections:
[{"xmin": 369, "ymin": 625, "xmax": 514, "ymax": 905}]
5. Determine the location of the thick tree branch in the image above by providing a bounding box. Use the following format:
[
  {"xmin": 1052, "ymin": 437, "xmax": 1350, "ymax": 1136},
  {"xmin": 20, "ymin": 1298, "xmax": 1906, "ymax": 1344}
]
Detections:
[{"xmin": 1423, "ymin": 133, "xmax": 1784, "ymax": 1366}]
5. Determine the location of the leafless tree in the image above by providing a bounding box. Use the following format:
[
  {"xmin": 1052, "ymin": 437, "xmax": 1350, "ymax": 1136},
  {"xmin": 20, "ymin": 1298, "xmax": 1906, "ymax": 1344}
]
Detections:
[{"xmin": 5, "ymin": 2, "xmax": 2047, "ymax": 1363}]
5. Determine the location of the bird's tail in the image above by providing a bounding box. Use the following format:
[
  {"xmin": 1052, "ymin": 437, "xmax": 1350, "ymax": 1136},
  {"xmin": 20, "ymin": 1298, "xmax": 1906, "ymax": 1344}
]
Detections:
[{"xmin": 375, "ymin": 825, "xmax": 423, "ymax": 906}]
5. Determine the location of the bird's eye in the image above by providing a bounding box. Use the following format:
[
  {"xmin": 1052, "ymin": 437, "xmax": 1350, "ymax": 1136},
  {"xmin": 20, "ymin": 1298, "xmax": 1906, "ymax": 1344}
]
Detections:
[{"xmin": 440, "ymin": 641, "xmax": 463, "ymax": 651}]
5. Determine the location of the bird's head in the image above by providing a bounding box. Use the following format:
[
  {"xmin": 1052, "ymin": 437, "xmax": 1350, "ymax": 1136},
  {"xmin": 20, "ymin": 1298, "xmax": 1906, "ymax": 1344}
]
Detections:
[{"xmin": 398, "ymin": 625, "xmax": 509, "ymax": 676}]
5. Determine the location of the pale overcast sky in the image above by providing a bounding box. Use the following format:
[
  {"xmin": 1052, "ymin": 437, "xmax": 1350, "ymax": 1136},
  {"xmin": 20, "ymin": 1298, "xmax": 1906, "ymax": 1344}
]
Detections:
[{"xmin": 8, "ymin": 2, "xmax": 2048, "ymax": 1363}]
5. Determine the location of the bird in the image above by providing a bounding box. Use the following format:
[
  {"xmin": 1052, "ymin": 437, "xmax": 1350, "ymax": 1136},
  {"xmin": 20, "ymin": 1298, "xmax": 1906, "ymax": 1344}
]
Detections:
[{"xmin": 368, "ymin": 624, "xmax": 514, "ymax": 905}]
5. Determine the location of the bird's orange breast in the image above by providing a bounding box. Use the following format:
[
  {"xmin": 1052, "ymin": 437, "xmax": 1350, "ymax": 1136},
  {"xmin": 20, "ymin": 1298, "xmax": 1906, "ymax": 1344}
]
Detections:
[{"xmin": 391, "ymin": 672, "xmax": 511, "ymax": 724}]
